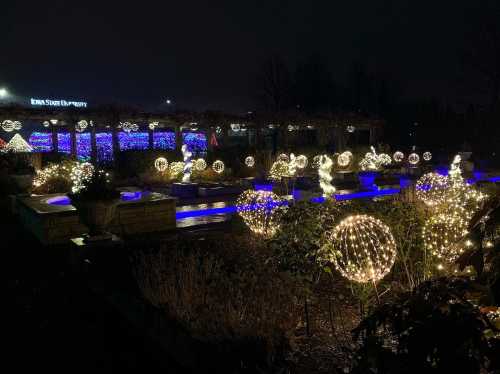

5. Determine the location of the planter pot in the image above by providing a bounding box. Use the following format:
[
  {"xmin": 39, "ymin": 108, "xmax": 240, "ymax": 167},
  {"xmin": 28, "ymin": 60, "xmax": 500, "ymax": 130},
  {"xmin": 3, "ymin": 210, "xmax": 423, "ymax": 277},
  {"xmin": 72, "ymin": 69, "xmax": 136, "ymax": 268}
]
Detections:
[
  {"xmin": 358, "ymin": 171, "xmax": 379, "ymax": 190},
  {"xmin": 10, "ymin": 174, "xmax": 34, "ymax": 194},
  {"xmin": 70, "ymin": 199, "xmax": 118, "ymax": 238}
]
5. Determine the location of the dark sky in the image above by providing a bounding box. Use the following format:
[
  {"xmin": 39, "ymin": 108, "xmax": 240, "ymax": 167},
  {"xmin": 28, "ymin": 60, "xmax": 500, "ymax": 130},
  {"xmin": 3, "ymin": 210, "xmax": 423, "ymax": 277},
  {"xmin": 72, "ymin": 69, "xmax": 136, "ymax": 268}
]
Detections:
[{"xmin": 0, "ymin": 0, "xmax": 482, "ymax": 113}]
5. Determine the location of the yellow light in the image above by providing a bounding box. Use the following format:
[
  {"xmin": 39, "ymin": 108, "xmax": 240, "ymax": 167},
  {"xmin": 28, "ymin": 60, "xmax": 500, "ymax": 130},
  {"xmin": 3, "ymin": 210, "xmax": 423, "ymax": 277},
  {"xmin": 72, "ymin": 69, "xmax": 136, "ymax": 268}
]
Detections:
[{"xmin": 154, "ymin": 157, "xmax": 168, "ymax": 172}]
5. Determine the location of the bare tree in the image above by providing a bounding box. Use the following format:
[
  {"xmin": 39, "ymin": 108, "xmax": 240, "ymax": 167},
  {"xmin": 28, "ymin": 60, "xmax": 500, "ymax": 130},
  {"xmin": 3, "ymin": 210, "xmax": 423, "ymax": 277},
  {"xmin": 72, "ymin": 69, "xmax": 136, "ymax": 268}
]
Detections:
[{"xmin": 255, "ymin": 56, "xmax": 291, "ymax": 112}]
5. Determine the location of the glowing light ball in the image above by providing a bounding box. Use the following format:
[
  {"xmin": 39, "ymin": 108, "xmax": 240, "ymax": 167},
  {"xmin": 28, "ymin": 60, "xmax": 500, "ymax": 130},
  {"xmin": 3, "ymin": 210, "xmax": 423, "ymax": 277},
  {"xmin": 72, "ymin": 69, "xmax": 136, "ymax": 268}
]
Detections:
[
  {"xmin": 415, "ymin": 172, "xmax": 450, "ymax": 207},
  {"xmin": 277, "ymin": 153, "xmax": 289, "ymax": 163},
  {"xmin": 393, "ymin": 151, "xmax": 404, "ymax": 162},
  {"xmin": 323, "ymin": 215, "xmax": 397, "ymax": 283},
  {"xmin": 245, "ymin": 156, "xmax": 255, "ymax": 167},
  {"xmin": 194, "ymin": 158, "xmax": 207, "ymax": 171},
  {"xmin": 337, "ymin": 151, "xmax": 352, "ymax": 167},
  {"xmin": 43, "ymin": 121, "xmax": 50, "ymax": 128},
  {"xmin": 408, "ymin": 153, "xmax": 420, "ymax": 165},
  {"xmin": 212, "ymin": 160, "xmax": 225, "ymax": 174},
  {"xmin": 236, "ymin": 190, "xmax": 287, "ymax": 238},
  {"xmin": 422, "ymin": 212, "xmax": 469, "ymax": 263},
  {"xmin": 2, "ymin": 120, "xmax": 22, "ymax": 132},
  {"xmin": 149, "ymin": 121, "xmax": 159, "ymax": 130},
  {"xmin": 76, "ymin": 120, "xmax": 88, "ymax": 133},
  {"xmin": 423, "ymin": 151, "xmax": 432, "ymax": 161},
  {"xmin": 312, "ymin": 155, "xmax": 322, "ymax": 169},
  {"xmin": 295, "ymin": 155, "xmax": 308, "ymax": 169},
  {"xmin": 346, "ymin": 125, "xmax": 356, "ymax": 133},
  {"xmin": 230, "ymin": 123, "xmax": 241, "ymax": 132},
  {"xmin": 120, "ymin": 122, "xmax": 138, "ymax": 132},
  {"xmin": 154, "ymin": 157, "xmax": 168, "ymax": 172},
  {"xmin": 269, "ymin": 160, "xmax": 291, "ymax": 181},
  {"xmin": 359, "ymin": 147, "xmax": 391, "ymax": 171},
  {"xmin": 169, "ymin": 162, "xmax": 184, "ymax": 176}
]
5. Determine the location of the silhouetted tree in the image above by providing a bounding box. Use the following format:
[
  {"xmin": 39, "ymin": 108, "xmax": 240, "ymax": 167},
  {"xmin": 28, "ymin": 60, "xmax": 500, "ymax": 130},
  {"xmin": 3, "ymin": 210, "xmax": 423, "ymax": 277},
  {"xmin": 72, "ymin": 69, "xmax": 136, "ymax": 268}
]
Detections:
[{"xmin": 255, "ymin": 56, "xmax": 292, "ymax": 113}]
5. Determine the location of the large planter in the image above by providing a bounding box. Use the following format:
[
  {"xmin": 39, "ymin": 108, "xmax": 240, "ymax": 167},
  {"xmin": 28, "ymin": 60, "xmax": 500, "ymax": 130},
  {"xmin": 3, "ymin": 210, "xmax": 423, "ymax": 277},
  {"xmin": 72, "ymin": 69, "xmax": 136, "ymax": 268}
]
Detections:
[
  {"xmin": 10, "ymin": 173, "xmax": 34, "ymax": 194},
  {"xmin": 358, "ymin": 171, "xmax": 379, "ymax": 191},
  {"xmin": 70, "ymin": 199, "xmax": 118, "ymax": 238}
]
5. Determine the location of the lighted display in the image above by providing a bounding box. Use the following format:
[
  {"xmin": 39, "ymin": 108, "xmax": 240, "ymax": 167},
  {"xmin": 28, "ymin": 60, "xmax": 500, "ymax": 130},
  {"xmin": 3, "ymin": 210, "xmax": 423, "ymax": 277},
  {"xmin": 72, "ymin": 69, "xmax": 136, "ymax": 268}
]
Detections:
[
  {"xmin": 182, "ymin": 132, "xmax": 207, "ymax": 154},
  {"xmin": 153, "ymin": 132, "xmax": 176, "ymax": 150},
  {"xmin": 118, "ymin": 132, "xmax": 149, "ymax": 151},
  {"xmin": 29, "ymin": 132, "xmax": 53, "ymax": 152},
  {"xmin": 76, "ymin": 133, "xmax": 91, "ymax": 161},
  {"xmin": 96, "ymin": 133, "xmax": 113, "ymax": 162},
  {"xmin": 58, "ymin": 133, "xmax": 71, "ymax": 154}
]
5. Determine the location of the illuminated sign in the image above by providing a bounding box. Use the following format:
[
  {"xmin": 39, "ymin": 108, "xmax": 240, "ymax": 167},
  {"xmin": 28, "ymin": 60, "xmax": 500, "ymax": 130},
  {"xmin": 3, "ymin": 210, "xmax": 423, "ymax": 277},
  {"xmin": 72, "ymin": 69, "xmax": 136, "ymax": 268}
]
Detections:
[{"xmin": 30, "ymin": 98, "xmax": 87, "ymax": 108}]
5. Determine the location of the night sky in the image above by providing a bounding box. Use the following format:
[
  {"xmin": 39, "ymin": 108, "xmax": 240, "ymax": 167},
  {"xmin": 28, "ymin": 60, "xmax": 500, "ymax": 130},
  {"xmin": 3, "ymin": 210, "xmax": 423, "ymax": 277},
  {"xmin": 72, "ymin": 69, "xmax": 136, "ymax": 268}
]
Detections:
[{"xmin": 0, "ymin": 0, "xmax": 488, "ymax": 113}]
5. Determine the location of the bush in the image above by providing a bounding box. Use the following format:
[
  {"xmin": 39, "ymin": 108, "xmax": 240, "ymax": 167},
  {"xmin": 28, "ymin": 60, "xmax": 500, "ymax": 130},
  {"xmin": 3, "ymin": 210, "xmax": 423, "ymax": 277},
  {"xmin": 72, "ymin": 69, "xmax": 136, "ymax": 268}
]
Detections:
[{"xmin": 133, "ymin": 234, "xmax": 303, "ymax": 364}]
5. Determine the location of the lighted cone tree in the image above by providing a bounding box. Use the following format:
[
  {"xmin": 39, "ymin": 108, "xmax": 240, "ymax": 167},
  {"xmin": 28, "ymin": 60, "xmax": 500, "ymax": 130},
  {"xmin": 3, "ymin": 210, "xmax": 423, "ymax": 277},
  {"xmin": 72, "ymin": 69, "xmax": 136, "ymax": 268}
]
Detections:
[
  {"xmin": 6, "ymin": 133, "xmax": 33, "ymax": 153},
  {"xmin": 236, "ymin": 190, "xmax": 288, "ymax": 238},
  {"xmin": 322, "ymin": 215, "xmax": 397, "ymax": 283}
]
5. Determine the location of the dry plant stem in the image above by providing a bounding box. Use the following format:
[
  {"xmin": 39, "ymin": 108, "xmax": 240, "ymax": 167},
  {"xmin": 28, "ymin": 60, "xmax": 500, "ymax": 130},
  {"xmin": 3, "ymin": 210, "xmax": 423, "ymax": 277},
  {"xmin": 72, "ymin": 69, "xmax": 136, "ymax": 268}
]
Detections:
[{"xmin": 372, "ymin": 280, "xmax": 381, "ymax": 305}]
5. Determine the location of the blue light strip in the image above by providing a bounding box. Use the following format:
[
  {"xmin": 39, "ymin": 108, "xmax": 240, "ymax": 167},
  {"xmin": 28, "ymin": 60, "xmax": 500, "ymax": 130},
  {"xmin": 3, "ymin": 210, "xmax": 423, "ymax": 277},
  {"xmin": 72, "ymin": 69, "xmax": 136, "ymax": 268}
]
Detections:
[{"xmin": 176, "ymin": 189, "xmax": 401, "ymax": 220}]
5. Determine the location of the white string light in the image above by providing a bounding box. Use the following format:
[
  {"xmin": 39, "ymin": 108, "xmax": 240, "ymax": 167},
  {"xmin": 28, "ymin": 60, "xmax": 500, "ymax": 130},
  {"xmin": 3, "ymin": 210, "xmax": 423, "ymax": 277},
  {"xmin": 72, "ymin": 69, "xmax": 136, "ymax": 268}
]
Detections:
[
  {"xmin": 318, "ymin": 154, "xmax": 336, "ymax": 197},
  {"xmin": 181, "ymin": 144, "xmax": 193, "ymax": 183},
  {"xmin": 154, "ymin": 157, "xmax": 168, "ymax": 172}
]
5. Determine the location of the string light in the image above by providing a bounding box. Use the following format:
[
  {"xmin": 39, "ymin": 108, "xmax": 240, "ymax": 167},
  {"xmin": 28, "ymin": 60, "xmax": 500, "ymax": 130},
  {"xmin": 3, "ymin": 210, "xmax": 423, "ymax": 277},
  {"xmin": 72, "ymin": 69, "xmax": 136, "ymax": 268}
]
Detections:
[
  {"xmin": 6, "ymin": 134, "xmax": 33, "ymax": 153},
  {"xmin": 346, "ymin": 125, "xmax": 356, "ymax": 133},
  {"xmin": 269, "ymin": 160, "xmax": 291, "ymax": 181},
  {"xmin": 70, "ymin": 162, "xmax": 95, "ymax": 193},
  {"xmin": 154, "ymin": 157, "xmax": 168, "ymax": 172},
  {"xmin": 76, "ymin": 120, "xmax": 88, "ymax": 133},
  {"xmin": 2, "ymin": 120, "xmax": 22, "ymax": 132},
  {"xmin": 359, "ymin": 146, "xmax": 391, "ymax": 171},
  {"xmin": 120, "ymin": 122, "xmax": 139, "ymax": 132},
  {"xmin": 416, "ymin": 172, "xmax": 450, "ymax": 207},
  {"xmin": 169, "ymin": 162, "xmax": 184, "ymax": 177},
  {"xmin": 277, "ymin": 153, "xmax": 289, "ymax": 163},
  {"xmin": 230, "ymin": 123, "xmax": 241, "ymax": 132},
  {"xmin": 181, "ymin": 144, "xmax": 193, "ymax": 183},
  {"xmin": 236, "ymin": 190, "xmax": 287, "ymax": 238},
  {"xmin": 337, "ymin": 151, "xmax": 352, "ymax": 167},
  {"xmin": 408, "ymin": 153, "xmax": 420, "ymax": 165},
  {"xmin": 312, "ymin": 155, "xmax": 322, "ymax": 169},
  {"xmin": 322, "ymin": 215, "xmax": 397, "ymax": 283},
  {"xmin": 423, "ymin": 151, "xmax": 432, "ymax": 161},
  {"xmin": 393, "ymin": 151, "xmax": 404, "ymax": 162},
  {"xmin": 318, "ymin": 154, "xmax": 336, "ymax": 197},
  {"xmin": 245, "ymin": 156, "xmax": 255, "ymax": 167},
  {"xmin": 295, "ymin": 154, "xmax": 308, "ymax": 169},
  {"xmin": 149, "ymin": 121, "xmax": 159, "ymax": 130},
  {"xmin": 194, "ymin": 158, "xmax": 207, "ymax": 171},
  {"xmin": 212, "ymin": 160, "xmax": 225, "ymax": 174}
]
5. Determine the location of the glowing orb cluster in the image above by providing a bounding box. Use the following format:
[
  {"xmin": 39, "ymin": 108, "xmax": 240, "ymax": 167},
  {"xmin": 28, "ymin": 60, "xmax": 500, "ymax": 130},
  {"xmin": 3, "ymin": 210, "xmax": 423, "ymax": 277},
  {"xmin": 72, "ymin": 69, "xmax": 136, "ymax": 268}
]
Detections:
[
  {"xmin": 416, "ymin": 172, "xmax": 450, "ymax": 207},
  {"xmin": 76, "ymin": 120, "xmax": 88, "ymax": 133},
  {"xmin": 236, "ymin": 190, "xmax": 287, "ymax": 238},
  {"xmin": 120, "ymin": 122, "xmax": 139, "ymax": 132},
  {"xmin": 323, "ymin": 215, "xmax": 397, "ymax": 283},
  {"xmin": 318, "ymin": 155, "xmax": 336, "ymax": 197},
  {"xmin": 359, "ymin": 147, "xmax": 392, "ymax": 171},
  {"xmin": 154, "ymin": 157, "xmax": 169, "ymax": 172},
  {"xmin": 393, "ymin": 151, "xmax": 404, "ymax": 162},
  {"xmin": 245, "ymin": 156, "xmax": 255, "ymax": 167},
  {"xmin": 194, "ymin": 158, "xmax": 207, "ymax": 171},
  {"xmin": 212, "ymin": 160, "xmax": 225, "ymax": 174},
  {"xmin": 295, "ymin": 154, "xmax": 308, "ymax": 169},
  {"xmin": 423, "ymin": 151, "xmax": 432, "ymax": 161},
  {"xmin": 2, "ymin": 120, "xmax": 22, "ymax": 132},
  {"xmin": 408, "ymin": 153, "xmax": 420, "ymax": 165},
  {"xmin": 169, "ymin": 162, "xmax": 184, "ymax": 177},
  {"xmin": 422, "ymin": 212, "xmax": 469, "ymax": 263},
  {"xmin": 337, "ymin": 151, "xmax": 353, "ymax": 167}
]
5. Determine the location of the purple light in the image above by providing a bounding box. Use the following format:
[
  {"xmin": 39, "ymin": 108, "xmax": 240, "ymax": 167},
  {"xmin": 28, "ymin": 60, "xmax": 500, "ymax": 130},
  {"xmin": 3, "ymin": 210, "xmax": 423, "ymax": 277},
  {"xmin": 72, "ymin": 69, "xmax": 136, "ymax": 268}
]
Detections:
[
  {"xmin": 153, "ymin": 132, "xmax": 175, "ymax": 150},
  {"xmin": 96, "ymin": 132, "xmax": 113, "ymax": 162},
  {"xmin": 58, "ymin": 133, "xmax": 71, "ymax": 154},
  {"xmin": 76, "ymin": 133, "xmax": 91, "ymax": 161},
  {"xmin": 118, "ymin": 132, "xmax": 149, "ymax": 151},
  {"xmin": 182, "ymin": 132, "xmax": 207, "ymax": 154},
  {"xmin": 29, "ymin": 132, "xmax": 53, "ymax": 152}
]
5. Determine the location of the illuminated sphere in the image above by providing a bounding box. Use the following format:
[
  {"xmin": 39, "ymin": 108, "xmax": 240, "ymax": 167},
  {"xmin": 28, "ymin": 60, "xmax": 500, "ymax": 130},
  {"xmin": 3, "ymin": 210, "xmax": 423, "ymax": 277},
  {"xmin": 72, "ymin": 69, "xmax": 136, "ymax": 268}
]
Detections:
[
  {"xmin": 312, "ymin": 155, "xmax": 322, "ymax": 168},
  {"xmin": 295, "ymin": 155, "xmax": 308, "ymax": 169},
  {"xmin": 169, "ymin": 161, "xmax": 184, "ymax": 176},
  {"xmin": 194, "ymin": 158, "xmax": 207, "ymax": 171},
  {"xmin": 43, "ymin": 121, "xmax": 50, "ymax": 128},
  {"xmin": 277, "ymin": 153, "xmax": 289, "ymax": 163},
  {"xmin": 230, "ymin": 123, "xmax": 240, "ymax": 132},
  {"xmin": 269, "ymin": 160, "xmax": 290, "ymax": 180},
  {"xmin": 423, "ymin": 151, "xmax": 432, "ymax": 161},
  {"xmin": 245, "ymin": 156, "xmax": 255, "ymax": 167},
  {"xmin": 76, "ymin": 120, "xmax": 88, "ymax": 133},
  {"xmin": 408, "ymin": 153, "xmax": 420, "ymax": 165},
  {"xmin": 422, "ymin": 212, "xmax": 469, "ymax": 263},
  {"xmin": 13, "ymin": 121, "xmax": 22, "ymax": 130},
  {"xmin": 212, "ymin": 160, "xmax": 225, "ymax": 174},
  {"xmin": 379, "ymin": 153, "xmax": 392, "ymax": 165},
  {"xmin": 393, "ymin": 151, "xmax": 404, "ymax": 162},
  {"xmin": 337, "ymin": 151, "xmax": 352, "ymax": 167},
  {"xmin": 323, "ymin": 215, "xmax": 397, "ymax": 283},
  {"xmin": 154, "ymin": 157, "xmax": 169, "ymax": 172},
  {"xmin": 346, "ymin": 125, "xmax": 356, "ymax": 133},
  {"xmin": 415, "ymin": 172, "xmax": 450, "ymax": 207},
  {"xmin": 2, "ymin": 120, "xmax": 16, "ymax": 132},
  {"xmin": 236, "ymin": 190, "xmax": 287, "ymax": 238}
]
